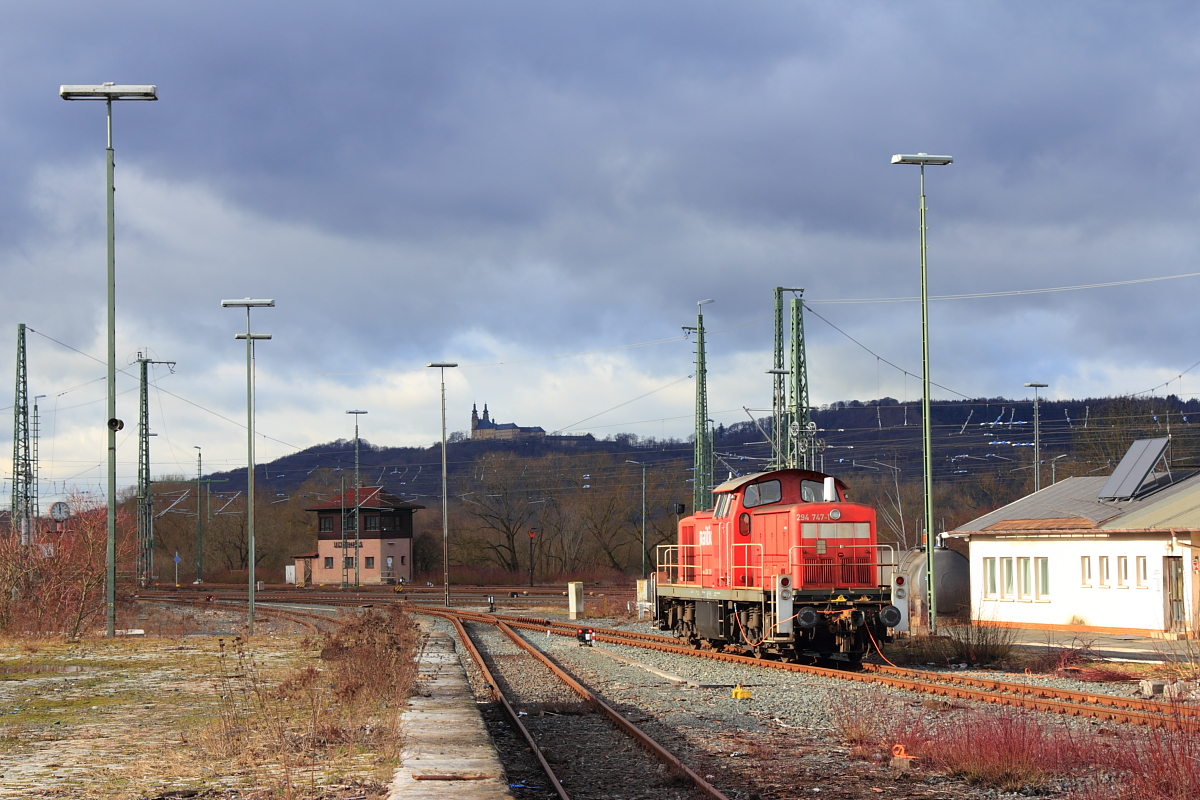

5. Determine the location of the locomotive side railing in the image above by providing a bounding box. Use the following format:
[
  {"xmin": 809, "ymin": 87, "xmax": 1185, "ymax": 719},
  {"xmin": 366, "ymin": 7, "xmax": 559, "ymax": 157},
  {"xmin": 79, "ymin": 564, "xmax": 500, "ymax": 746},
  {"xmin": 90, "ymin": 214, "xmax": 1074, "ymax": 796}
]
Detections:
[
  {"xmin": 731, "ymin": 542, "xmax": 764, "ymax": 588},
  {"xmin": 657, "ymin": 544, "xmax": 701, "ymax": 585}
]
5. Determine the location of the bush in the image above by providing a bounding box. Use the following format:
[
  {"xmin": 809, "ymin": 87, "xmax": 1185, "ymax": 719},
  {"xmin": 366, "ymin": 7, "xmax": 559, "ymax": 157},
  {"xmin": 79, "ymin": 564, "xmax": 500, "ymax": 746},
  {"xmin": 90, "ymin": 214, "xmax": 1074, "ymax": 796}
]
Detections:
[
  {"xmin": 1071, "ymin": 715, "xmax": 1200, "ymax": 800},
  {"xmin": 931, "ymin": 708, "xmax": 1089, "ymax": 792},
  {"xmin": 942, "ymin": 619, "xmax": 1017, "ymax": 665}
]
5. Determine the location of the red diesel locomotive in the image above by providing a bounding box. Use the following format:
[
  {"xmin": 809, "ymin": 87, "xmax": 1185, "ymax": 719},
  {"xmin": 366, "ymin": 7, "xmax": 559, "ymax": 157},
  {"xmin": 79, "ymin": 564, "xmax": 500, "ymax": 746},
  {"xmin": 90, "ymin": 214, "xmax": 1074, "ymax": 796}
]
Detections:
[{"xmin": 653, "ymin": 468, "xmax": 901, "ymax": 663}]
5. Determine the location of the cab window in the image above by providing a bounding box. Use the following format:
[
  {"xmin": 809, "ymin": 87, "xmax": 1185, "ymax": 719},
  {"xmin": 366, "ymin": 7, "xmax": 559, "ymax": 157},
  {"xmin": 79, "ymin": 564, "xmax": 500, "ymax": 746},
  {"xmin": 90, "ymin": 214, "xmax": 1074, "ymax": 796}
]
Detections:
[
  {"xmin": 743, "ymin": 479, "xmax": 782, "ymax": 508},
  {"xmin": 800, "ymin": 480, "xmax": 828, "ymax": 502},
  {"xmin": 713, "ymin": 494, "xmax": 733, "ymax": 518}
]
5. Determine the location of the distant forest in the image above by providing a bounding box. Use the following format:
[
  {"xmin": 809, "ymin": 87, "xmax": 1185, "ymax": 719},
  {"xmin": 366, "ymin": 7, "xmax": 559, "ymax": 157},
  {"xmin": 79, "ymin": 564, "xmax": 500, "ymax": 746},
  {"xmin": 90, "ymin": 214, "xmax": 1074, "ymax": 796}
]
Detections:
[{"xmin": 146, "ymin": 395, "xmax": 1200, "ymax": 583}]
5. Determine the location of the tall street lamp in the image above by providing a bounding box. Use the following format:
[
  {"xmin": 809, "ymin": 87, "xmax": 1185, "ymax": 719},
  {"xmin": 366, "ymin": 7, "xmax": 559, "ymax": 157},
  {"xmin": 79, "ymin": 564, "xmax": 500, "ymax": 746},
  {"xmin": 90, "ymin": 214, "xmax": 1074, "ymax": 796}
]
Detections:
[
  {"xmin": 1025, "ymin": 383, "xmax": 1048, "ymax": 492},
  {"xmin": 891, "ymin": 152, "xmax": 953, "ymax": 634},
  {"xmin": 428, "ymin": 362, "xmax": 458, "ymax": 606},
  {"xmin": 222, "ymin": 298, "xmax": 274, "ymax": 634},
  {"xmin": 627, "ymin": 460, "xmax": 648, "ymax": 578},
  {"xmin": 347, "ymin": 410, "xmax": 367, "ymax": 587},
  {"xmin": 60, "ymin": 82, "xmax": 157, "ymax": 638}
]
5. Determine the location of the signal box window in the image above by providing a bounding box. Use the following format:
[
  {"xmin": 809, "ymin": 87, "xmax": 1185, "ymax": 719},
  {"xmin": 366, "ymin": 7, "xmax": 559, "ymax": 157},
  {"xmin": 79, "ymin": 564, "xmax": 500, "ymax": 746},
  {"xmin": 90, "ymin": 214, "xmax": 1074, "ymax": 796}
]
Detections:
[
  {"xmin": 365, "ymin": 516, "xmax": 380, "ymax": 531},
  {"xmin": 1136, "ymin": 556, "xmax": 1148, "ymax": 588},
  {"xmin": 1081, "ymin": 556, "xmax": 1091, "ymax": 587},
  {"xmin": 365, "ymin": 557, "xmax": 375, "ymax": 569},
  {"xmin": 319, "ymin": 517, "xmax": 334, "ymax": 533},
  {"xmin": 344, "ymin": 556, "xmax": 355, "ymax": 569},
  {"xmin": 1117, "ymin": 556, "xmax": 1129, "ymax": 588},
  {"xmin": 324, "ymin": 557, "xmax": 334, "ymax": 569},
  {"xmin": 743, "ymin": 480, "xmax": 782, "ymax": 508},
  {"xmin": 1098, "ymin": 556, "xmax": 1110, "ymax": 587}
]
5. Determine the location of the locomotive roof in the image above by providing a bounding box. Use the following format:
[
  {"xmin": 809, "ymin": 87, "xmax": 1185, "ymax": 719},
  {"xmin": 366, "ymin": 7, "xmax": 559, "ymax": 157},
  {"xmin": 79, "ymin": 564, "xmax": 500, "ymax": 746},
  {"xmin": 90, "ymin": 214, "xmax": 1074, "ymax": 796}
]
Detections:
[{"xmin": 711, "ymin": 468, "xmax": 848, "ymax": 494}]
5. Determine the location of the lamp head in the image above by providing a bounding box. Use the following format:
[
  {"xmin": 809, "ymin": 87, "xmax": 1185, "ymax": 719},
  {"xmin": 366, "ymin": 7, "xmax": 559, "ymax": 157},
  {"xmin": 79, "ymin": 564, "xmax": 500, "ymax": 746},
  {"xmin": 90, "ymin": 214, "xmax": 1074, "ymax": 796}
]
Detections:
[
  {"xmin": 427, "ymin": 362, "xmax": 458, "ymax": 368},
  {"xmin": 60, "ymin": 83, "xmax": 157, "ymax": 101},
  {"xmin": 1024, "ymin": 382, "xmax": 1048, "ymax": 388},
  {"xmin": 222, "ymin": 298, "xmax": 274, "ymax": 308},
  {"xmin": 234, "ymin": 333, "xmax": 272, "ymax": 340},
  {"xmin": 891, "ymin": 153, "xmax": 953, "ymax": 166},
  {"xmin": 346, "ymin": 410, "xmax": 368, "ymax": 415}
]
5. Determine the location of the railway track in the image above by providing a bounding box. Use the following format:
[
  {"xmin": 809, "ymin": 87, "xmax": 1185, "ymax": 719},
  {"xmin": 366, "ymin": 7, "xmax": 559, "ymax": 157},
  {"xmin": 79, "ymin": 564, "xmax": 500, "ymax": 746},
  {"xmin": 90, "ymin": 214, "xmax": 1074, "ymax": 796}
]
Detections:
[
  {"xmin": 430, "ymin": 609, "xmax": 728, "ymax": 800},
  {"xmin": 148, "ymin": 592, "xmax": 1197, "ymax": 731},
  {"xmin": 423, "ymin": 608, "xmax": 1200, "ymax": 732}
]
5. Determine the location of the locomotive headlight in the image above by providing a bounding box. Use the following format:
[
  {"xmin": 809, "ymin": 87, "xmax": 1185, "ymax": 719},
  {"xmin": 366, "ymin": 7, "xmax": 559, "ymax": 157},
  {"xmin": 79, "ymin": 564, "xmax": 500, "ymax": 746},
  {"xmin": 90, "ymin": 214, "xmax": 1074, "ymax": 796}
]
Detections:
[
  {"xmin": 879, "ymin": 605, "xmax": 903, "ymax": 628},
  {"xmin": 895, "ymin": 587, "xmax": 907, "ymax": 600},
  {"xmin": 780, "ymin": 587, "xmax": 794, "ymax": 601}
]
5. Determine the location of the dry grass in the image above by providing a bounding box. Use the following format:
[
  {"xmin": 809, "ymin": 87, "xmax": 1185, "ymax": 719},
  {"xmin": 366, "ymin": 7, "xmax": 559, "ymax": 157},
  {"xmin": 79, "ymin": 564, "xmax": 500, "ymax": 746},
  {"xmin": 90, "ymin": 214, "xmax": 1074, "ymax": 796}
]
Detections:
[
  {"xmin": 941, "ymin": 619, "xmax": 1018, "ymax": 665},
  {"xmin": 1070, "ymin": 713, "xmax": 1200, "ymax": 800},
  {"xmin": 198, "ymin": 606, "xmax": 420, "ymax": 797}
]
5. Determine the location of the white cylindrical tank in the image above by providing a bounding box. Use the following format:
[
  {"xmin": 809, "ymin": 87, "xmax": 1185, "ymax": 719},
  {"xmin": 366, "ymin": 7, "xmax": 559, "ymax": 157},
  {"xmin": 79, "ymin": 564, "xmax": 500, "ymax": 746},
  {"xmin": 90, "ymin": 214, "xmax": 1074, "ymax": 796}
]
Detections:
[{"xmin": 892, "ymin": 546, "xmax": 970, "ymax": 632}]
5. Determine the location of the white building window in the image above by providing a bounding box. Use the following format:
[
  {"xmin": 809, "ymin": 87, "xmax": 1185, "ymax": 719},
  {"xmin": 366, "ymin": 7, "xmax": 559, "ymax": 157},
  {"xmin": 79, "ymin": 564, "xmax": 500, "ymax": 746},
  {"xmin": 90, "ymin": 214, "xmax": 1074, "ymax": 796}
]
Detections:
[
  {"xmin": 1098, "ymin": 556, "xmax": 1110, "ymax": 588},
  {"xmin": 984, "ymin": 558, "xmax": 998, "ymax": 597},
  {"xmin": 1017, "ymin": 557, "xmax": 1032, "ymax": 599},
  {"xmin": 1136, "ymin": 556, "xmax": 1148, "ymax": 588},
  {"xmin": 1035, "ymin": 557, "xmax": 1050, "ymax": 599},
  {"xmin": 1081, "ymin": 556, "xmax": 1092, "ymax": 587},
  {"xmin": 1117, "ymin": 556, "xmax": 1129, "ymax": 588},
  {"xmin": 1001, "ymin": 557, "xmax": 1015, "ymax": 598}
]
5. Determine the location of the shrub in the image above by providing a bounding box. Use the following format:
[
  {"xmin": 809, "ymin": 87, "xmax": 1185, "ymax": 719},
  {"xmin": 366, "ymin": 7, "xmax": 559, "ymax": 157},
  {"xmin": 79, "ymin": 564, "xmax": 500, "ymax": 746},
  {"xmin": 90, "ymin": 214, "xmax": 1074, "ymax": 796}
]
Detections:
[
  {"xmin": 1071, "ymin": 714, "xmax": 1200, "ymax": 800},
  {"xmin": 941, "ymin": 619, "xmax": 1018, "ymax": 665},
  {"xmin": 931, "ymin": 707, "xmax": 1089, "ymax": 792}
]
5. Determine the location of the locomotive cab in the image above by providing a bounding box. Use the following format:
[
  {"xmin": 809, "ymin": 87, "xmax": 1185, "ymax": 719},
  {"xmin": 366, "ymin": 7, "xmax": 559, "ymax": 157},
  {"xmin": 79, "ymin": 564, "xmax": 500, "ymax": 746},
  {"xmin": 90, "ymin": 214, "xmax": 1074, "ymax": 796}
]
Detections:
[{"xmin": 654, "ymin": 468, "xmax": 900, "ymax": 663}]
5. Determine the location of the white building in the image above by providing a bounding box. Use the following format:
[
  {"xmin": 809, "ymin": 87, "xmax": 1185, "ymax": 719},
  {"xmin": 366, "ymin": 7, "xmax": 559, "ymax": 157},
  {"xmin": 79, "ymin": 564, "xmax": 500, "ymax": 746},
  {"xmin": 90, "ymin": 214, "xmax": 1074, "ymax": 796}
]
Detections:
[{"xmin": 952, "ymin": 439, "xmax": 1198, "ymax": 638}]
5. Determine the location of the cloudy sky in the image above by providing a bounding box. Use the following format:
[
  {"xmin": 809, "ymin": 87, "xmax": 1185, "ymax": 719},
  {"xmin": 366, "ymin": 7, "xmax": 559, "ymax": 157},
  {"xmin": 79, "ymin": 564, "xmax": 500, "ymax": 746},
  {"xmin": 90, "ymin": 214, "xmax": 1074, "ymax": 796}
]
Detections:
[{"xmin": 3, "ymin": 1, "xmax": 1200, "ymax": 500}]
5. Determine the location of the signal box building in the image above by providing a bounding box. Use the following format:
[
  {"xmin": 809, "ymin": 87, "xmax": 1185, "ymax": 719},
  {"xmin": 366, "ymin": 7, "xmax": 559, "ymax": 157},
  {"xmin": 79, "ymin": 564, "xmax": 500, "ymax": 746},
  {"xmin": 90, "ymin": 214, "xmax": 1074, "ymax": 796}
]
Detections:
[
  {"xmin": 952, "ymin": 438, "xmax": 1199, "ymax": 638},
  {"xmin": 303, "ymin": 488, "xmax": 424, "ymax": 585}
]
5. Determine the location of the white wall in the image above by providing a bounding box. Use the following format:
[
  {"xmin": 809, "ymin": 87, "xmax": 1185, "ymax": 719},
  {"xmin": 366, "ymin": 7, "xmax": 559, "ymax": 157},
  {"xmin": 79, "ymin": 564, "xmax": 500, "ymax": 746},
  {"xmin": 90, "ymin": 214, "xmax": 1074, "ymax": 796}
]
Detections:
[{"xmin": 970, "ymin": 534, "xmax": 1193, "ymax": 632}]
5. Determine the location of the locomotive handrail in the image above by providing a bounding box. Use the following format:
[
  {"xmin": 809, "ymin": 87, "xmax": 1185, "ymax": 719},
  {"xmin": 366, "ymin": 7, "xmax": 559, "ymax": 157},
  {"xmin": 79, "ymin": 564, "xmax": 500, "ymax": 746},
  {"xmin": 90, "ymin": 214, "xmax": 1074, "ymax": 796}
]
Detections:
[
  {"xmin": 730, "ymin": 542, "xmax": 763, "ymax": 588},
  {"xmin": 657, "ymin": 544, "xmax": 701, "ymax": 585}
]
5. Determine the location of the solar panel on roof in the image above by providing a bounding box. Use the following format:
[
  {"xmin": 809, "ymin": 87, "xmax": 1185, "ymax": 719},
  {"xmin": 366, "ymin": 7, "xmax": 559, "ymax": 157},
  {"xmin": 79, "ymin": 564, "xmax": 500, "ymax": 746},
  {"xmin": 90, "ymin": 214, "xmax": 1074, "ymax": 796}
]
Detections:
[{"xmin": 1098, "ymin": 437, "xmax": 1170, "ymax": 500}]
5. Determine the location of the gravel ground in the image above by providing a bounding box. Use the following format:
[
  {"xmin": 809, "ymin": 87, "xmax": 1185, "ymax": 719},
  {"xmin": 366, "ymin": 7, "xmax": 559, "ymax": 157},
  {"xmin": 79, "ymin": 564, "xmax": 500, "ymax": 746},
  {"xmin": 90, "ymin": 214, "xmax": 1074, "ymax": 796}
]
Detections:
[{"xmin": 423, "ymin": 612, "xmax": 1153, "ymax": 799}]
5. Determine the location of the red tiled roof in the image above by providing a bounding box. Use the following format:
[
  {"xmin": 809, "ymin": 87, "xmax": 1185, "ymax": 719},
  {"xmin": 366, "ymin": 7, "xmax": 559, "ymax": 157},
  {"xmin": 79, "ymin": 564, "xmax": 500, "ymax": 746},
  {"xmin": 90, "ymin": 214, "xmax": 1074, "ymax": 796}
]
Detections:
[{"xmin": 304, "ymin": 487, "xmax": 425, "ymax": 512}]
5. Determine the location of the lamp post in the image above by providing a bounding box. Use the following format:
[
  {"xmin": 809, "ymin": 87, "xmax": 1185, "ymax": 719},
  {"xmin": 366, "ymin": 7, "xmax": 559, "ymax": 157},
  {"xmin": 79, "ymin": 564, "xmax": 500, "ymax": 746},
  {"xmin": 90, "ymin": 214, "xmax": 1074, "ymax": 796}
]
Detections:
[
  {"xmin": 627, "ymin": 460, "xmax": 648, "ymax": 578},
  {"xmin": 347, "ymin": 410, "xmax": 367, "ymax": 587},
  {"xmin": 222, "ymin": 298, "xmax": 274, "ymax": 634},
  {"xmin": 1025, "ymin": 383, "xmax": 1048, "ymax": 492},
  {"xmin": 891, "ymin": 152, "xmax": 953, "ymax": 634},
  {"xmin": 60, "ymin": 82, "xmax": 157, "ymax": 638},
  {"xmin": 194, "ymin": 446, "xmax": 203, "ymax": 584},
  {"xmin": 1051, "ymin": 453, "xmax": 1068, "ymax": 485},
  {"xmin": 528, "ymin": 528, "xmax": 537, "ymax": 587},
  {"xmin": 428, "ymin": 362, "xmax": 458, "ymax": 607}
]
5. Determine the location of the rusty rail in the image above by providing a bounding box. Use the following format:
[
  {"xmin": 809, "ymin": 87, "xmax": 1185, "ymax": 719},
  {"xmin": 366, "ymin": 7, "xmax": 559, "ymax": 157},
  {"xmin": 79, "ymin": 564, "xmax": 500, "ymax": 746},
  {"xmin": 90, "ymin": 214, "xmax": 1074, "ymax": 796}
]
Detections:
[
  {"xmin": 440, "ymin": 613, "xmax": 571, "ymax": 800},
  {"xmin": 422, "ymin": 608, "xmax": 1199, "ymax": 732}
]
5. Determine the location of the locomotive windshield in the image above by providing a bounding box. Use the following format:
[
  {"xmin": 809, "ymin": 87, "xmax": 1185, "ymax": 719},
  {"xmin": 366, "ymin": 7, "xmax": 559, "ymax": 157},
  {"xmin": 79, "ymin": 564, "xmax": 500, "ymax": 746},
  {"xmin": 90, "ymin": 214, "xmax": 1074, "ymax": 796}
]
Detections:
[
  {"xmin": 743, "ymin": 479, "xmax": 782, "ymax": 508},
  {"xmin": 800, "ymin": 480, "xmax": 825, "ymax": 502}
]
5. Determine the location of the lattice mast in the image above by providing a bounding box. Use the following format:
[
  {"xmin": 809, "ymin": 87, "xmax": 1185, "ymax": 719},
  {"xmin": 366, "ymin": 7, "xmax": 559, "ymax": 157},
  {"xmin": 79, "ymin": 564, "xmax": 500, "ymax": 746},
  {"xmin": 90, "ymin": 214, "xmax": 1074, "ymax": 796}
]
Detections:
[
  {"xmin": 11, "ymin": 323, "xmax": 35, "ymax": 545},
  {"xmin": 135, "ymin": 353, "xmax": 174, "ymax": 587},
  {"xmin": 789, "ymin": 294, "xmax": 811, "ymax": 469},
  {"xmin": 687, "ymin": 301, "xmax": 714, "ymax": 512},
  {"xmin": 772, "ymin": 288, "xmax": 786, "ymax": 469}
]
